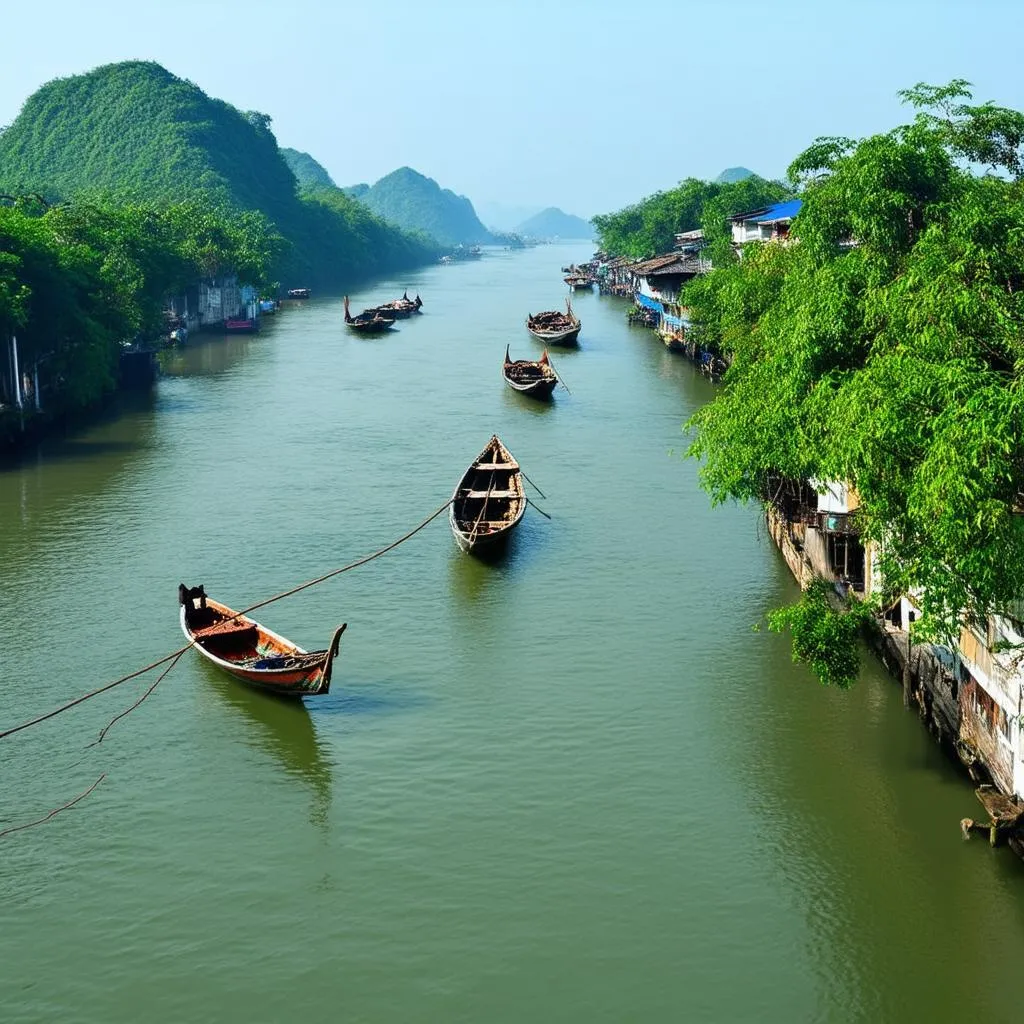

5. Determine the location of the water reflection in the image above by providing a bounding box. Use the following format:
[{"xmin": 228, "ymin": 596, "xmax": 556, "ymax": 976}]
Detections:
[{"xmin": 201, "ymin": 666, "xmax": 332, "ymax": 829}]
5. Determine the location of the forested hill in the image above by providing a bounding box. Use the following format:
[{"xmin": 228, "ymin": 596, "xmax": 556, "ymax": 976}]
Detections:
[
  {"xmin": 357, "ymin": 167, "xmax": 493, "ymax": 246},
  {"xmin": 281, "ymin": 147, "xmax": 336, "ymax": 189},
  {"xmin": 714, "ymin": 166, "xmax": 755, "ymax": 183},
  {"xmin": 516, "ymin": 207, "xmax": 593, "ymax": 239},
  {"xmin": 0, "ymin": 61, "xmax": 436, "ymax": 285}
]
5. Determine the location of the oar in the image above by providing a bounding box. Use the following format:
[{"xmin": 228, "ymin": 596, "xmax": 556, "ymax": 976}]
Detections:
[
  {"xmin": 526, "ymin": 496, "xmax": 551, "ymax": 520},
  {"xmin": 521, "ymin": 471, "xmax": 546, "ymax": 500}
]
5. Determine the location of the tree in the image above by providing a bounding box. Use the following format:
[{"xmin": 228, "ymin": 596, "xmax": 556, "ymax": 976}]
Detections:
[
  {"xmin": 592, "ymin": 176, "xmax": 791, "ymax": 259},
  {"xmin": 685, "ymin": 81, "xmax": 1024, "ymax": 671}
]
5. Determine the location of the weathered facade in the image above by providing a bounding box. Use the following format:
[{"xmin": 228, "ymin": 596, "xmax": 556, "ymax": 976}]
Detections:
[
  {"xmin": 166, "ymin": 276, "xmax": 257, "ymax": 333},
  {"xmin": 767, "ymin": 476, "xmax": 1024, "ymax": 834}
]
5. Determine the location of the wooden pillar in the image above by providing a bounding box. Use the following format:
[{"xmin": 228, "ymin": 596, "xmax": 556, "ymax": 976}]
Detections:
[
  {"xmin": 902, "ymin": 628, "xmax": 913, "ymax": 708},
  {"xmin": 11, "ymin": 333, "xmax": 22, "ymax": 409},
  {"xmin": 33, "ymin": 362, "xmax": 40, "ymax": 411}
]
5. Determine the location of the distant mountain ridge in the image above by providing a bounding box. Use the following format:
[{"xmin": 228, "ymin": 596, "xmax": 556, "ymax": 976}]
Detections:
[
  {"xmin": 0, "ymin": 61, "xmax": 437, "ymax": 285},
  {"xmin": 354, "ymin": 167, "xmax": 493, "ymax": 246},
  {"xmin": 516, "ymin": 207, "xmax": 593, "ymax": 239},
  {"xmin": 281, "ymin": 147, "xmax": 335, "ymax": 189},
  {"xmin": 477, "ymin": 200, "xmax": 543, "ymax": 232}
]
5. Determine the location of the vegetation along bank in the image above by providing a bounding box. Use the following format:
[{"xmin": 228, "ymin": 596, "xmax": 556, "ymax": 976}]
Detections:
[{"xmin": 594, "ymin": 80, "xmax": 1024, "ymax": 852}]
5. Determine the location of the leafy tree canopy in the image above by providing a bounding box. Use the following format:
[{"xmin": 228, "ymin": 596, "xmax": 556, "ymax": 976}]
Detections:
[
  {"xmin": 685, "ymin": 81, "xmax": 1024, "ymax": 649},
  {"xmin": 593, "ymin": 175, "xmax": 791, "ymax": 259}
]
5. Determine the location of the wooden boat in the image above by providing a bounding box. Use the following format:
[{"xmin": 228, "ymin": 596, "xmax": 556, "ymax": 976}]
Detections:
[
  {"xmin": 502, "ymin": 345, "xmax": 558, "ymax": 398},
  {"xmin": 369, "ymin": 291, "xmax": 423, "ymax": 320},
  {"xmin": 179, "ymin": 584, "xmax": 346, "ymax": 697},
  {"xmin": 344, "ymin": 295, "xmax": 396, "ymax": 333},
  {"xmin": 224, "ymin": 317, "xmax": 259, "ymax": 334},
  {"xmin": 287, "ymin": 287, "xmax": 311, "ymax": 299},
  {"xmin": 526, "ymin": 299, "xmax": 581, "ymax": 345},
  {"xmin": 564, "ymin": 275, "xmax": 593, "ymax": 291},
  {"xmin": 449, "ymin": 435, "xmax": 526, "ymax": 554}
]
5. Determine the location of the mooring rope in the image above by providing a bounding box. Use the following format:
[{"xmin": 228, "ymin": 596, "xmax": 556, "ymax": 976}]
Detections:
[
  {"xmin": 0, "ymin": 498, "xmax": 454, "ymax": 742},
  {"xmin": 0, "ymin": 774, "xmax": 106, "ymax": 839}
]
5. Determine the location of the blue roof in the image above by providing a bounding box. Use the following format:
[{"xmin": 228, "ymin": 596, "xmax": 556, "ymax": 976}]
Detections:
[{"xmin": 753, "ymin": 199, "xmax": 803, "ymax": 223}]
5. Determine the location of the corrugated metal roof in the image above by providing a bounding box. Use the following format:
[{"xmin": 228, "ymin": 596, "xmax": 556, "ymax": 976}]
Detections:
[
  {"xmin": 753, "ymin": 199, "xmax": 802, "ymax": 223},
  {"xmin": 729, "ymin": 199, "xmax": 803, "ymax": 224}
]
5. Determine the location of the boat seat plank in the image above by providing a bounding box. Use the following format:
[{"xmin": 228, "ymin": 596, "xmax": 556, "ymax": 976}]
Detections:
[
  {"xmin": 194, "ymin": 619, "xmax": 258, "ymax": 641},
  {"xmin": 461, "ymin": 489, "xmax": 521, "ymax": 499},
  {"xmin": 473, "ymin": 462, "xmax": 520, "ymax": 470}
]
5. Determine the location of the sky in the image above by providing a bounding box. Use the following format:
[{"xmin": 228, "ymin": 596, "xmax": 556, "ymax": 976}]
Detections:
[{"xmin": 2, "ymin": 0, "xmax": 1023, "ymax": 219}]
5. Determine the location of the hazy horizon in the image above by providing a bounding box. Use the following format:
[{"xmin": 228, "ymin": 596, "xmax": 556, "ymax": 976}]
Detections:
[{"xmin": 2, "ymin": 0, "xmax": 1022, "ymax": 219}]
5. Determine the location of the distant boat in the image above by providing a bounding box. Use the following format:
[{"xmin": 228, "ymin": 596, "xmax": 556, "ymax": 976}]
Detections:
[
  {"xmin": 369, "ymin": 291, "xmax": 423, "ymax": 320},
  {"xmin": 178, "ymin": 584, "xmax": 346, "ymax": 697},
  {"xmin": 344, "ymin": 296, "xmax": 396, "ymax": 334},
  {"xmin": 526, "ymin": 299, "xmax": 581, "ymax": 346},
  {"xmin": 564, "ymin": 274, "xmax": 593, "ymax": 291},
  {"xmin": 224, "ymin": 317, "xmax": 259, "ymax": 334},
  {"xmin": 287, "ymin": 288, "xmax": 311, "ymax": 299},
  {"xmin": 449, "ymin": 435, "xmax": 526, "ymax": 554},
  {"xmin": 502, "ymin": 345, "xmax": 558, "ymax": 398}
]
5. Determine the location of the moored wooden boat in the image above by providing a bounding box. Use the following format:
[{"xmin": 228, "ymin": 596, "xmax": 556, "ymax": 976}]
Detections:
[
  {"xmin": 449, "ymin": 435, "xmax": 526, "ymax": 554},
  {"xmin": 502, "ymin": 344, "xmax": 558, "ymax": 398},
  {"xmin": 369, "ymin": 291, "xmax": 423, "ymax": 320},
  {"xmin": 224, "ymin": 317, "xmax": 259, "ymax": 334},
  {"xmin": 526, "ymin": 299, "xmax": 581, "ymax": 345},
  {"xmin": 344, "ymin": 295, "xmax": 396, "ymax": 333},
  {"xmin": 179, "ymin": 584, "xmax": 346, "ymax": 697},
  {"xmin": 287, "ymin": 287, "xmax": 311, "ymax": 299},
  {"xmin": 564, "ymin": 275, "xmax": 593, "ymax": 291}
]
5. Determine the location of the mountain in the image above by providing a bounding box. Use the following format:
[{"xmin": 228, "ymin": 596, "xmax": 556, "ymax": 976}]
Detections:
[
  {"xmin": 0, "ymin": 61, "xmax": 436, "ymax": 285},
  {"xmin": 515, "ymin": 207, "xmax": 593, "ymax": 239},
  {"xmin": 281, "ymin": 147, "xmax": 335, "ymax": 189},
  {"xmin": 343, "ymin": 183, "xmax": 370, "ymax": 199},
  {"xmin": 476, "ymin": 200, "xmax": 543, "ymax": 232},
  {"xmin": 356, "ymin": 167, "xmax": 492, "ymax": 246},
  {"xmin": 715, "ymin": 167, "xmax": 756, "ymax": 184}
]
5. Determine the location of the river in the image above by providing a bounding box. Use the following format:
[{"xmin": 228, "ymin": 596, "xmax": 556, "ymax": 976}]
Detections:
[{"xmin": 2, "ymin": 243, "xmax": 1024, "ymax": 1022}]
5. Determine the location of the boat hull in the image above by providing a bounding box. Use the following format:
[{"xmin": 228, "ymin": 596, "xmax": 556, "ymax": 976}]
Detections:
[
  {"xmin": 449, "ymin": 504, "xmax": 519, "ymax": 553},
  {"xmin": 179, "ymin": 588, "xmax": 345, "ymax": 697},
  {"xmin": 526, "ymin": 324, "xmax": 580, "ymax": 346},
  {"xmin": 224, "ymin": 319, "xmax": 260, "ymax": 334},
  {"xmin": 449, "ymin": 436, "xmax": 526, "ymax": 556},
  {"xmin": 504, "ymin": 376, "xmax": 557, "ymax": 398}
]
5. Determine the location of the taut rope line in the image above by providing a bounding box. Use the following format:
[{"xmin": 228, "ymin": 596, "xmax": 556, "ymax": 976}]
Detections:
[{"xmin": 0, "ymin": 498, "xmax": 454, "ymax": 742}]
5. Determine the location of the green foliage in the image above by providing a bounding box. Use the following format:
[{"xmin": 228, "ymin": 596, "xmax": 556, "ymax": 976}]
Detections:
[
  {"xmin": 686, "ymin": 81, "xmax": 1024, "ymax": 644},
  {"xmin": 592, "ymin": 175, "xmax": 791, "ymax": 259},
  {"xmin": 0, "ymin": 196, "xmax": 279, "ymax": 422},
  {"xmin": 281, "ymin": 148, "xmax": 335, "ymax": 189},
  {"xmin": 767, "ymin": 580, "xmax": 868, "ymax": 688},
  {"xmin": 0, "ymin": 62, "xmax": 437, "ymax": 286},
  {"xmin": 356, "ymin": 167, "xmax": 492, "ymax": 247}
]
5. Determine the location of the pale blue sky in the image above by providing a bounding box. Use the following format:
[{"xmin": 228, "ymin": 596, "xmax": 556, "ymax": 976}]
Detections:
[{"xmin": 1, "ymin": 0, "xmax": 1021, "ymax": 218}]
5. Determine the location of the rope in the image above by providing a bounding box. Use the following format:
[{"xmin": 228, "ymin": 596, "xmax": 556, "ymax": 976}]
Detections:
[
  {"xmin": 87, "ymin": 650, "xmax": 186, "ymax": 748},
  {"xmin": 0, "ymin": 774, "xmax": 106, "ymax": 839},
  {"xmin": 468, "ymin": 474, "xmax": 496, "ymax": 542},
  {"xmin": 0, "ymin": 498, "xmax": 453, "ymax": 742}
]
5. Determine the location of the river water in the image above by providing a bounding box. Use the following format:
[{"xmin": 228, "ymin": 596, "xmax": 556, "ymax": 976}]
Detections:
[{"xmin": 2, "ymin": 243, "xmax": 1024, "ymax": 1022}]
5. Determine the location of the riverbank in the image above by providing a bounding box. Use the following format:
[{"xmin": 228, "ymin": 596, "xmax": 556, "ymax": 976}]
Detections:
[{"xmin": 6, "ymin": 244, "xmax": 1024, "ymax": 1021}]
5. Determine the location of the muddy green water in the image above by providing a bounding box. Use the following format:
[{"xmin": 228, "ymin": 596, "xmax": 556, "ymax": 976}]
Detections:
[{"xmin": 3, "ymin": 244, "xmax": 1024, "ymax": 1023}]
